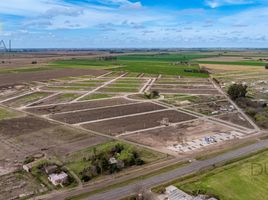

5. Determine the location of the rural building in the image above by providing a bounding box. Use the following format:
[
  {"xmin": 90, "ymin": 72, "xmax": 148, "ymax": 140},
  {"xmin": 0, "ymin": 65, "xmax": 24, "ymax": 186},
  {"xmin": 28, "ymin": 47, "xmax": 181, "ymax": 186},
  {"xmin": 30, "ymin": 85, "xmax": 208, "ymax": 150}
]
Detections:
[
  {"xmin": 109, "ymin": 157, "xmax": 118, "ymax": 165},
  {"xmin": 44, "ymin": 165, "xmax": 58, "ymax": 174},
  {"xmin": 166, "ymin": 185, "xmax": 192, "ymax": 200},
  {"xmin": 165, "ymin": 185, "xmax": 218, "ymax": 200},
  {"xmin": 48, "ymin": 172, "xmax": 68, "ymax": 186}
]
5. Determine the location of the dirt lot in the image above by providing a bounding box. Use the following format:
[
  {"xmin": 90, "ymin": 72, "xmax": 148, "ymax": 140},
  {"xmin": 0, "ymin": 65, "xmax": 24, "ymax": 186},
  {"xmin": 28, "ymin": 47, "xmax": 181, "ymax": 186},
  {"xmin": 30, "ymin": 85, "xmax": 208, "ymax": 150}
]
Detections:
[
  {"xmin": 122, "ymin": 120, "xmax": 232, "ymax": 150},
  {"xmin": 3, "ymin": 92, "xmax": 53, "ymax": 107},
  {"xmin": 0, "ymin": 171, "xmax": 47, "ymax": 200},
  {"xmin": 82, "ymin": 110, "xmax": 196, "ymax": 135},
  {"xmin": 0, "ymin": 85, "xmax": 30, "ymax": 101},
  {"xmin": 185, "ymin": 100, "xmax": 235, "ymax": 115},
  {"xmin": 150, "ymin": 88, "xmax": 220, "ymax": 95},
  {"xmin": 0, "ymin": 68, "xmax": 107, "ymax": 87},
  {"xmin": 25, "ymin": 97, "xmax": 135, "ymax": 115},
  {"xmin": 0, "ymin": 115, "xmax": 109, "ymax": 175},
  {"xmin": 161, "ymin": 94, "xmax": 226, "ymax": 107},
  {"xmin": 13, "ymin": 125, "xmax": 109, "ymax": 157},
  {"xmin": 51, "ymin": 102, "xmax": 165, "ymax": 124},
  {"xmin": 29, "ymin": 93, "xmax": 81, "ymax": 106},
  {"xmin": 0, "ymin": 116, "xmax": 55, "ymax": 138},
  {"xmin": 215, "ymin": 112, "xmax": 254, "ymax": 129}
]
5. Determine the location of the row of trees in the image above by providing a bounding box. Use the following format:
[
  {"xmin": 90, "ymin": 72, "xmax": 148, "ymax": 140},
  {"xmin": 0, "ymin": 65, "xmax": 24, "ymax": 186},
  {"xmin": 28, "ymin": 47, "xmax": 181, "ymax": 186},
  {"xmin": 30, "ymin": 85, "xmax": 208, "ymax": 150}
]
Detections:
[
  {"xmin": 80, "ymin": 143, "xmax": 145, "ymax": 182},
  {"xmin": 227, "ymin": 83, "xmax": 268, "ymax": 129}
]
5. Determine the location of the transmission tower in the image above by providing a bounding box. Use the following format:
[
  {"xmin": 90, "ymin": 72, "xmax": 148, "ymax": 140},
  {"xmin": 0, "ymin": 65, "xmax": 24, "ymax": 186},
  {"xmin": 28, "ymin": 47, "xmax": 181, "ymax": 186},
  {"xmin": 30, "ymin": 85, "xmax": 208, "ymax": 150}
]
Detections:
[
  {"xmin": 0, "ymin": 40, "xmax": 12, "ymax": 51},
  {"xmin": 0, "ymin": 40, "xmax": 12, "ymax": 64}
]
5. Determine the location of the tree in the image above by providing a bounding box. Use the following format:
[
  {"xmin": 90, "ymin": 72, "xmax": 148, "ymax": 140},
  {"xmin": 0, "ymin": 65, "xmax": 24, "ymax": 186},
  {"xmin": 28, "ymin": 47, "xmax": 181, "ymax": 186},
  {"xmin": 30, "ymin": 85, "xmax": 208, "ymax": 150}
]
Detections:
[
  {"xmin": 144, "ymin": 90, "xmax": 160, "ymax": 99},
  {"xmin": 227, "ymin": 84, "xmax": 248, "ymax": 100},
  {"xmin": 265, "ymin": 63, "xmax": 268, "ymax": 70}
]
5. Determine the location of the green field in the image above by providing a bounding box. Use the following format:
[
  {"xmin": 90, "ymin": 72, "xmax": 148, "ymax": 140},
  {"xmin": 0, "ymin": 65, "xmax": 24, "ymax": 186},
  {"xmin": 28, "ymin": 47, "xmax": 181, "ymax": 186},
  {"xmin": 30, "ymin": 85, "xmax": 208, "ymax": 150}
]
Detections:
[
  {"xmin": 0, "ymin": 107, "xmax": 18, "ymax": 120},
  {"xmin": 51, "ymin": 53, "xmax": 213, "ymax": 78},
  {"xmin": 174, "ymin": 150, "xmax": 268, "ymax": 200},
  {"xmin": 116, "ymin": 54, "xmax": 216, "ymax": 62},
  {"xmin": 198, "ymin": 60, "xmax": 266, "ymax": 66},
  {"xmin": 6, "ymin": 92, "xmax": 50, "ymax": 107}
]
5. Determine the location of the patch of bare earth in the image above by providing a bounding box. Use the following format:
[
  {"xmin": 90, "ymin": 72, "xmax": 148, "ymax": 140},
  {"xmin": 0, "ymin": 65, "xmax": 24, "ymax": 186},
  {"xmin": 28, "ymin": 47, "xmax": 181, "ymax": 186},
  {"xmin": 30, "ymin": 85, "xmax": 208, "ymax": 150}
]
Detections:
[{"xmin": 82, "ymin": 110, "xmax": 196, "ymax": 135}]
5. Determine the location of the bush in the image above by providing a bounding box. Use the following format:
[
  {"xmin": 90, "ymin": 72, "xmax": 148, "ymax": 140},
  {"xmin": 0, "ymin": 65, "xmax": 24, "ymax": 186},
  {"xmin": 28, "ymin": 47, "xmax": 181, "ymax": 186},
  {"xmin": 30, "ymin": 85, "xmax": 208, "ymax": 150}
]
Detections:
[
  {"xmin": 32, "ymin": 61, "xmax": 37, "ymax": 64},
  {"xmin": 245, "ymin": 108, "xmax": 257, "ymax": 118},
  {"xmin": 265, "ymin": 63, "xmax": 268, "ymax": 69},
  {"xmin": 255, "ymin": 112, "xmax": 268, "ymax": 129},
  {"xmin": 23, "ymin": 156, "xmax": 35, "ymax": 164},
  {"xmin": 227, "ymin": 84, "xmax": 248, "ymax": 100},
  {"xmin": 135, "ymin": 158, "xmax": 145, "ymax": 165},
  {"xmin": 81, "ymin": 174, "xmax": 91, "ymax": 182},
  {"xmin": 144, "ymin": 90, "xmax": 160, "ymax": 99}
]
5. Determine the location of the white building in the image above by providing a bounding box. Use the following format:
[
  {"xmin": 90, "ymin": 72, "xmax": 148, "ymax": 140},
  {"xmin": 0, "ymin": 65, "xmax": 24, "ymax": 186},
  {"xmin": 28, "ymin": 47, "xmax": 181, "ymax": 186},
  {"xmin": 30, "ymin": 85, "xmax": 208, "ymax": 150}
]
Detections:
[
  {"xmin": 165, "ymin": 185, "xmax": 217, "ymax": 200},
  {"xmin": 48, "ymin": 172, "xmax": 68, "ymax": 186},
  {"xmin": 166, "ymin": 185, "xmax": 192, "ymax": 200}
]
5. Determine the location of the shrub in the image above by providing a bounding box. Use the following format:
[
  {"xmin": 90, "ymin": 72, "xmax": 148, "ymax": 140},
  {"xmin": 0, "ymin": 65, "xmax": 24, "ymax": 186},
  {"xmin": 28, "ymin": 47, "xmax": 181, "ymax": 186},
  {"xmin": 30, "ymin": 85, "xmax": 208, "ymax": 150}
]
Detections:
[
  {"xmin": 135, "ymin": 158, "xmax": 145, "ymax": 165},
  {"xmin": 23, "ymin": 156, "xmax": 35, "ymax": 164},
  {"xmin": 144, "ymin": 90, "xmax": 160, "ymax": 99},
  {"xmin": 255, "ymin": 112, "xmax": 268, "ymax": 129},
  {"xmin": 265, "ymin": 63, "xmax": 268, "ymax": 69},
  {"xmin": 227, "ymin": 84, "xmax": 248, "ymax": 100}
]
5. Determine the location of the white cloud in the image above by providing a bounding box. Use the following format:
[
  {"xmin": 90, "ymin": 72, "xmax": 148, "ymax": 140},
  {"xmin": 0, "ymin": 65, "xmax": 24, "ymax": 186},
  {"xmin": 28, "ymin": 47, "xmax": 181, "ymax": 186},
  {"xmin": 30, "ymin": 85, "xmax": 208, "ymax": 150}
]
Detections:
[
  {"xmin": 95, "ymin": 0, "xmax": 142, "ymax": 9},
  {"xmin": 206, "ymin": 0, "xmax": 254, "ymax": 8}
]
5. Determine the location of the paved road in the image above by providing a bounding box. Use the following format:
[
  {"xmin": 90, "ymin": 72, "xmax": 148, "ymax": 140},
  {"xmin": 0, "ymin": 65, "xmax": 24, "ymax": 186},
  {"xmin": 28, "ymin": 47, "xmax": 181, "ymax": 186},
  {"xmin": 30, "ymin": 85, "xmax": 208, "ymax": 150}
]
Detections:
[
  {"xmin": 37, "ymin": 139, "xmax": 268, "ymax": 200},
  {"xmin": 80, "ymin": 139, "xmax": 268, "ymax": 200}
]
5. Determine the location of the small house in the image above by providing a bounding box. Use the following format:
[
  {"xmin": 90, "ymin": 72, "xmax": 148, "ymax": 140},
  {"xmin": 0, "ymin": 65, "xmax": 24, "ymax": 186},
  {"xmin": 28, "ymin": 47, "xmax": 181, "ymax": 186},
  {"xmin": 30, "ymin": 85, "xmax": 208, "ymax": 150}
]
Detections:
[
  {"xmin": 109, "ymin": 157, "xmax": 118, "ymax": 165},
  {"xmin": 48, "ymin": 172, "xmax": 68, "ymax": 186}
]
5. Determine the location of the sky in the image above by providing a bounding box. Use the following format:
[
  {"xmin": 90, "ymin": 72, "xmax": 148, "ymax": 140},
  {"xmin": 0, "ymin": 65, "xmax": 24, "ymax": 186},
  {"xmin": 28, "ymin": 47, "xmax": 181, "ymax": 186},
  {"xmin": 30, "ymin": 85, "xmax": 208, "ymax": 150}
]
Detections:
[{"xmin": 0, "ymin": 0, "xmax": 267, "ymax": 48}]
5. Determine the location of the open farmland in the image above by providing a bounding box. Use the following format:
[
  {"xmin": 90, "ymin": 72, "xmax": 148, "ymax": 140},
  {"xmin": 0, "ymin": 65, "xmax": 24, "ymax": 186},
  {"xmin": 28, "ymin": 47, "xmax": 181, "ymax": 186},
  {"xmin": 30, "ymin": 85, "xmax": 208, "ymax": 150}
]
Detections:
[
  {"xmin": 174, "ymin": 149, "xmax": 268, "ymax": 200},
  {"xmin": 0, "ymin": 68, "xmax": 108, "ymax": 87},
  {"xmin": 1, "ymin": 50, "xmax": 267, "ymax": 200},
  {"xmin": 51, "ymin": 53, "xmax": 212, "ymax": 78}
]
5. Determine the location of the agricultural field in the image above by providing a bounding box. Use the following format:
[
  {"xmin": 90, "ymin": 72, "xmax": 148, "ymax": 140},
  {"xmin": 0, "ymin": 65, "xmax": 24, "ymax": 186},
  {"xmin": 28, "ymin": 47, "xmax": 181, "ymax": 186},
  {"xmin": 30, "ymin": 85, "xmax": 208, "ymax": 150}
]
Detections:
[
  {"xmin": 51, "ymin": 53, "xmax": 213, "ymax": 78},
  {"xmin": 173, "ymin": 149, "xmax": 268, "ymax": 200},
  {"xmin": 1, "ymin": 50, "xmax": 267, "ymax": 199}
]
